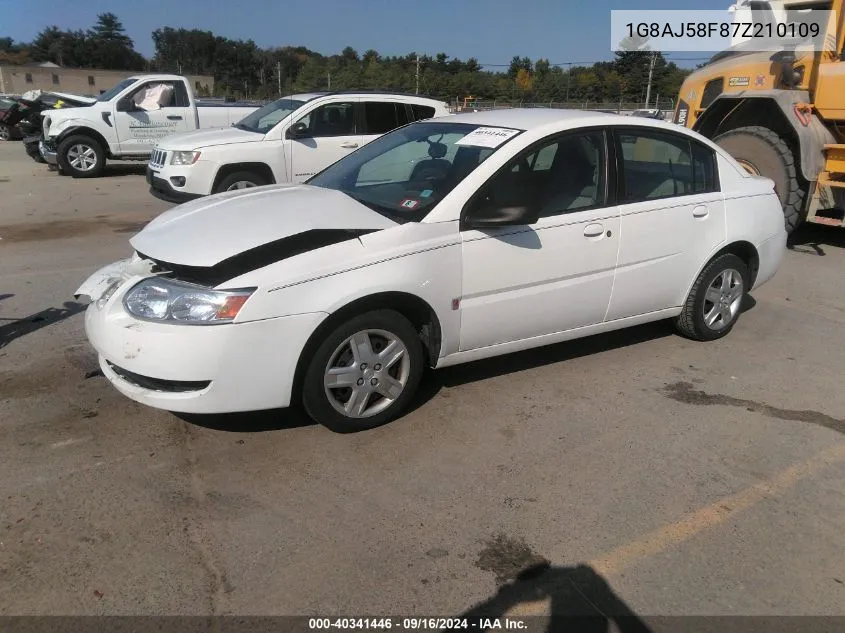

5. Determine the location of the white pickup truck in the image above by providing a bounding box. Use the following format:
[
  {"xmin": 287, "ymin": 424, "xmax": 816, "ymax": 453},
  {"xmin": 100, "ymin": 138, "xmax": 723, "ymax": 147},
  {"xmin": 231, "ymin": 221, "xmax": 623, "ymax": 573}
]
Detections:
[
  {"xmin": 39, "ymin": 74, "xmax": 259, "ymax": 178},
  {"xmin": 145, "ymin": 91, "xmax": 451, "ymax": 201}
]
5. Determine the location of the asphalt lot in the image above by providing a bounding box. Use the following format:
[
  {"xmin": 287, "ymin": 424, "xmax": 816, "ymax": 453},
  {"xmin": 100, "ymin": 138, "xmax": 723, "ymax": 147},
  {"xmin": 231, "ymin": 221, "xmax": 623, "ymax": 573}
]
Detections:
[{"xmin": 1, "ymin": 139, "xmax": 845, "ymax": 621}]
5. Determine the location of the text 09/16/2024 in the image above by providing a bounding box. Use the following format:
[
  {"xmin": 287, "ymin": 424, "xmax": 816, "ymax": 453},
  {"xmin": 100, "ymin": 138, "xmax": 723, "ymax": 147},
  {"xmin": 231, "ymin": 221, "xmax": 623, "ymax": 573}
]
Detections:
[{"xmin": 307, "ymin": 618, "xmax": 528, "ymax": 630}]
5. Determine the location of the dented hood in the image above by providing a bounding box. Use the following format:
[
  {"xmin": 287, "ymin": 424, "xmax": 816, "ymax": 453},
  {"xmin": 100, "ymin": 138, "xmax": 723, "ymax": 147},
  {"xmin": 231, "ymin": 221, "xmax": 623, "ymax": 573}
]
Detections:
[{"xmin": 130, "ymin": 184, "xmax": 397, "ymax": 267}]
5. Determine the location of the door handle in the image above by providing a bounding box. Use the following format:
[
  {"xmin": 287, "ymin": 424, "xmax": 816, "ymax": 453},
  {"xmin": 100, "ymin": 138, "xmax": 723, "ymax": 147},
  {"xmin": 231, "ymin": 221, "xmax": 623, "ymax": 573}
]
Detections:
[
  {"xmin": 340, "ymin": 142, "xmax": 359, "ymax": 148},
  {"xmin": 167, "ymin": 115, "xmax": 183, "ymax": 121},
  {"xmin": 693, "ymin": 205, "xmax": 709, "ymax": 218},
  {"xmin": 583, "ymin": 223, "xmax": 604, "ymax": 238}
]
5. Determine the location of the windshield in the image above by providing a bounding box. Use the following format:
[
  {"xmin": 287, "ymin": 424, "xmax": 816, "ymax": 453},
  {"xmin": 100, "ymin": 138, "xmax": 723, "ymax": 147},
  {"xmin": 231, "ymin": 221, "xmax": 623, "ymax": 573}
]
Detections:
[
  {"xmin": 308, "ymin": 121, "xmax": 522, "ymax": 223},
  {"xmin": 235, "ymin": 98, "xmax": 307, "ymax": 133},
  {"xmin": 0, "ymin": 97, "xmax": 16, "ymax": 109},
  {"xmin": 97, "ymin": 78, "xmax": 137, "ymax": 102}
]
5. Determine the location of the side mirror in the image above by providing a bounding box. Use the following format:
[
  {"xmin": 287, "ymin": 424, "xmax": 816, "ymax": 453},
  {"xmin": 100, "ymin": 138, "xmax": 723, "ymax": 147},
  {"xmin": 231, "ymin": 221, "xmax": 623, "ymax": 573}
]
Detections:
[
  {"xmin": 116, "ymin": 97, "xmax": 136, "ymax": 112},
  {"xmin": 465, "ymin": 199, "xmax": 540, "ymax": 229},
  {"xmin": 286, "ymin": 121, "xmax": 310, "ymax": 139}
]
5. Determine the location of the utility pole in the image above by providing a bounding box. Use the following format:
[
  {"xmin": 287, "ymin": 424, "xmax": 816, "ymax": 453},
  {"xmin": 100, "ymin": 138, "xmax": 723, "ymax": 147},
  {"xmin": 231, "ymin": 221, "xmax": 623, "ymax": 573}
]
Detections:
[
  {"xmin": 644, "ymin": 52, "xmax": 657, "ymax": 109},
  {"xmin": 277, "ymin": 61, "xmax": 282, "ymax": 97},
  {"xmin": 415, "ymin": 55, "xmax": 420, "ymax": 94},
  {"xmin": 565, "ymin": 62, "xmax": 572, "ymax": 103},
  {"xmin": 328, "ymin": 72, "xmax": 331, "ymax": 90}
]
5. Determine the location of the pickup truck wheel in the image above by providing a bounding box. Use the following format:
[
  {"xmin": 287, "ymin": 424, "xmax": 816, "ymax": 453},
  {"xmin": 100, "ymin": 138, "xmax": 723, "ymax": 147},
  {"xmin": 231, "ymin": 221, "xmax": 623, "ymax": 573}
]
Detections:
[
  {"xmin": 214, "ymin": 170, "xmax": 267, "ymax": 193},
  {"xmin": 57, "ymin": 135, "xmax": 105, "ymax": 178}
]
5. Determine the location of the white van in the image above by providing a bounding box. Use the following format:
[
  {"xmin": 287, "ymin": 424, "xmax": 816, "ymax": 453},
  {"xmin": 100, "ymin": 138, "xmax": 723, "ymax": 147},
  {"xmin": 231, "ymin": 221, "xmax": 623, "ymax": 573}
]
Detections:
[{"xmin": 146, "ymin": 91, "xmax": 451, "ymax": 201}]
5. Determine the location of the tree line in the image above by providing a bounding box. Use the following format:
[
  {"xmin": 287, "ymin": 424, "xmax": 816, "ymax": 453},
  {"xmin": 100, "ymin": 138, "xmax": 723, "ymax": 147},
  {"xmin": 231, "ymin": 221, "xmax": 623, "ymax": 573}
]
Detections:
[{"xmin": 0, "ymin": 14, "xmax": 690, "ymax": 106}]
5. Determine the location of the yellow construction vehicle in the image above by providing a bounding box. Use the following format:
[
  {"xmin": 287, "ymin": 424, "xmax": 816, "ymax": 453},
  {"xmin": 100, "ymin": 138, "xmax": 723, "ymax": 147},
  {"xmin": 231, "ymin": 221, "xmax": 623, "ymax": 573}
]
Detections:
[{"xmin": 674, "ymin": 0, "xmax": 845, "ymax": 232}]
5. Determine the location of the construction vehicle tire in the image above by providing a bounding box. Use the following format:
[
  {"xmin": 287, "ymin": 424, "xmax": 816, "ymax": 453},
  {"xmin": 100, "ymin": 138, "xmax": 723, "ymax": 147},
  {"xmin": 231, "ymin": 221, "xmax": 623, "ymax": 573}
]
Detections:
[{"xmin": 713, "ymin": 126, "xmax": 805, "ymax": 234}]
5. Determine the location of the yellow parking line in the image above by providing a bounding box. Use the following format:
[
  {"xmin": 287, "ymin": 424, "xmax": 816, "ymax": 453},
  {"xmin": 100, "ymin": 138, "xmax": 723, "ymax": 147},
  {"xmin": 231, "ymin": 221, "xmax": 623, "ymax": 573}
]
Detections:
[{"xmin": 589, "ymin": 442, "xmax": 845, "ymax": 577}]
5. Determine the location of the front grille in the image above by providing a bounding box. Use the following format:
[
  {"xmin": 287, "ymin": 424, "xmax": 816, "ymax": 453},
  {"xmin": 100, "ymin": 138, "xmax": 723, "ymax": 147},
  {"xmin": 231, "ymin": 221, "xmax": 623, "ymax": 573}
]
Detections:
[
  {"xmin": 106, "ymin": 361, "xmax": 210, "ymax": 393},
  {"xmin": 149, "ymin": 148, "xmax": 167, "ymax": 168}
]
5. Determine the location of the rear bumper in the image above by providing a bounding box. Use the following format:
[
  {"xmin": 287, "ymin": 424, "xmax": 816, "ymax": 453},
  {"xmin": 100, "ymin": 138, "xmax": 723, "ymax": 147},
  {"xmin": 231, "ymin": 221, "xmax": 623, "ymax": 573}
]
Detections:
[
  {"xmin": 753, "ymin": 229, "xmax": 787, "ymax": 290},
  {"xmin": 39, "ymin": 140, "xmax": 57, "ymax": 165},
  {"xmin": 147, "ymin": 166, "xmax": 201, "ymax": 203}
]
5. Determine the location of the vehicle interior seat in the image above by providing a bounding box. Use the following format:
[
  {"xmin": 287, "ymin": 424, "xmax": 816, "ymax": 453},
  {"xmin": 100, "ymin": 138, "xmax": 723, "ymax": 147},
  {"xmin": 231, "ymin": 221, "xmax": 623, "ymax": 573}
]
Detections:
[
  {"xmin": 316, "ymin": 107, "xmax": 352, "ymax": 136},
  {"xmin": 408, "ymin": 141, "xmax": 452, "ymax": 183},
  {"xmin": 539, "ymin": 138, "xmax": 599, "ymax": 214}
]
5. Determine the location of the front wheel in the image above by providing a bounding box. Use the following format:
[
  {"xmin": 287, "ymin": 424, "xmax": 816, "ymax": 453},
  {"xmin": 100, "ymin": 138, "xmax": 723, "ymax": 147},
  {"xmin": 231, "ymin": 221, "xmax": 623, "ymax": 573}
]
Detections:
[
  {"xmin": 214, "ymin": 170, "xmax": 267, "ymax": 193},
  {"xmin": 674, "ymin": 253, "xmax": 750, "ymax": 342},
  {"xmin": 57, "ymin": 135, "xmax": 105, "ymax": 178},
  {"xmin": 0, "ymin": 124, "xmax": 10, "ymax": 141},
  {"xmin": 301, "ymin": 310, "xmax": 425, "ymax": 433}
]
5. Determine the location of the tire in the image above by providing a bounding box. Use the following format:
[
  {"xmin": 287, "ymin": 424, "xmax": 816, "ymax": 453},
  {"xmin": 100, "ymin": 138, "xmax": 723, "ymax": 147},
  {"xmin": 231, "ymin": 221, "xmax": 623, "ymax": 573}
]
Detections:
[
  {"xmin": 214, "ymin": 170, "xmax": 267, "ymax": 193},
  {"xmin": 0, "ymin": 124, "xmax": 10, "ymax": 141},
  {"xmin": 57, "ymin": 135, "xmax": 105, "ymax": 178},
  {"xmin": 675, "ymin": 253, "xmax": 750, "ymax": 342},
  {"xmin": 301, "ymin": 309, "xmax": 425, "ymax": 433},
  {"xmin": 713, "ymin": 126, "xmax": 805, "ymax": 234},
  {"xmin": 25, "ymin": 144, "xmax": 46, "ymax": 163}
]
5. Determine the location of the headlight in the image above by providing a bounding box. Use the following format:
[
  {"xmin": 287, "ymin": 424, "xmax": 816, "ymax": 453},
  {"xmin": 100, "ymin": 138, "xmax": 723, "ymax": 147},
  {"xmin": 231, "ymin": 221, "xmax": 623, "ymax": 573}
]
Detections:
[
  {"xmin": 170, "ymin": 150, "xmax": 201, "ymax": 165},
  {"xmin": 123, "ymin": 278, "xmax": 254, "ymax": 325}
]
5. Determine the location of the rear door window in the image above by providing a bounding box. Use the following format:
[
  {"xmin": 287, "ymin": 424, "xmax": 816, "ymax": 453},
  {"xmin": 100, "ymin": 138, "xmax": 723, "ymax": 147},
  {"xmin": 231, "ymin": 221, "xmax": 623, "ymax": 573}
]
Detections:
[
  {"xmin": 411, "ymin": 104, "xmax": 436, "ymax": 121},
  {"xmin": 617, "ymin": 129, "xmax": 695, "ymax": 202},
  {"xmin": 362, "ymin": 101, "xmax": 409, "ymax": 135}
]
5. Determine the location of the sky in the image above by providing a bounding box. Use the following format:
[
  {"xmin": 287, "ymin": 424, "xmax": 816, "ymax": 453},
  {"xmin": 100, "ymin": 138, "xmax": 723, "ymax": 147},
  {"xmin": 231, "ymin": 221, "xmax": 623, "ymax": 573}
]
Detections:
[{"xmin": 0, "ymin": 0, "xmax": 730, "ymax": 69}]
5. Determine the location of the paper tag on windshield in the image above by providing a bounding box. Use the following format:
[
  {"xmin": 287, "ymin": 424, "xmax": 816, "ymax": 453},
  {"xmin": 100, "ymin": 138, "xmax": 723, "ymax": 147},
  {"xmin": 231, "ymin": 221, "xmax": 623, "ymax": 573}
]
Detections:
[{"xmin": 455, "ymin": 127, "xmax": 520, "ymax": 148}]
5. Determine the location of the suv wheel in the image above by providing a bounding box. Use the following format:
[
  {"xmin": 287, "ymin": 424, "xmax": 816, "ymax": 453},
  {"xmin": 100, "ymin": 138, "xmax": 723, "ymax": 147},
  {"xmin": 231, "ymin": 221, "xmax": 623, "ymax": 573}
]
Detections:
[{"xmin": 215, "ymin": 170, "xmax": 267, "ymax": 193}]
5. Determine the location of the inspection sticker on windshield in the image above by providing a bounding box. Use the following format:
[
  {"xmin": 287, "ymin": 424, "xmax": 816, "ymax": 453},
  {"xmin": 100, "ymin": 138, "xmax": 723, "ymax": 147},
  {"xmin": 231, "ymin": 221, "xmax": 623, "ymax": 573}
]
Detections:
[
  {"xmin": 399, "ymin": 198, "xmax": 420, "ymax": 209},
  {"xmin": 456, "ymin": 127, "xmax": 520, "ymax": 148}
]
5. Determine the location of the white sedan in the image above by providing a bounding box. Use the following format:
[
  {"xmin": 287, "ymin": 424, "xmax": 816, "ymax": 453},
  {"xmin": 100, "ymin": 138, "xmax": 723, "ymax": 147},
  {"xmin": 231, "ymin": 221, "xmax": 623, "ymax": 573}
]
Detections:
[{"xmin": 76, "ymin": 109, "xmax": 786, "ymax": 432}]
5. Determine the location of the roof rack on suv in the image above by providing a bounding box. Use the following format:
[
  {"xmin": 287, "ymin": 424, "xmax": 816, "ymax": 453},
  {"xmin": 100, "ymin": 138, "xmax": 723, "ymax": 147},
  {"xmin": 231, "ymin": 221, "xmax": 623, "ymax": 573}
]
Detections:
[{"xmin": 312, "ymin": 89, "xmax": 444, "ymax": 101}]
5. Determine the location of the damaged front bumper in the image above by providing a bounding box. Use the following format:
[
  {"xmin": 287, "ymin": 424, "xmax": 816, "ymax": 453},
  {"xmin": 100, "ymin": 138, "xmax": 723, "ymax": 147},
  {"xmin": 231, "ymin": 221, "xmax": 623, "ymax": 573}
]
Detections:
[
  {"xmin": 39, "ymin": 139, "xmax": 57, "ymax": 165},
  {"xmin": 75, "ymin": 255, "xmax": 327, "ymax": 413},
  {"xmin": 74, "ymin": 254, "xmax": 156, "ymax": 303}
]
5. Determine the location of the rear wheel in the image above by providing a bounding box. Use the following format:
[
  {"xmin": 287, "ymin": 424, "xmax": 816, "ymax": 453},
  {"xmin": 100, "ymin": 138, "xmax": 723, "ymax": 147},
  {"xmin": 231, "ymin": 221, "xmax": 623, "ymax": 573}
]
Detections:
[
  {"xmin": 214, "ymin": 170, "xmax": 267, "ymax": 193},
  {"xmin": 713, "ymin": 126, "xmax": 805, "ymax": 234},
  {"xmin": 0, "ymin": 124, "xmax": 10, "ymax": 141},
  {"xmin": 675, "ymin": 253, "xmax": 749, "ymax": 342},
  {"xmin": 301, "ymin": 310, "xmax": 424, "ymax": 433}
]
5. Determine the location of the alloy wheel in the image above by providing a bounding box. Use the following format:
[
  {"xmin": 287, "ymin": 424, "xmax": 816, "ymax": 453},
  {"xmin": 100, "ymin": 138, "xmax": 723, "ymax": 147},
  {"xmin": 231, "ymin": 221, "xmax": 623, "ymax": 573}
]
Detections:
[
  {"xmin": 67, "ymin": 144, "xmax": 98, "ymax": 171},
  {"xmin": 323, "ymin": 329, "xmax": 411, "ymax": 418},
  {"xmin": 226, "ymin": 181, "xmax": 257, "ymax": 191},
  {"xmin": 703, "ymin": 268, "xmax": 744, "ymax": 330}
]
